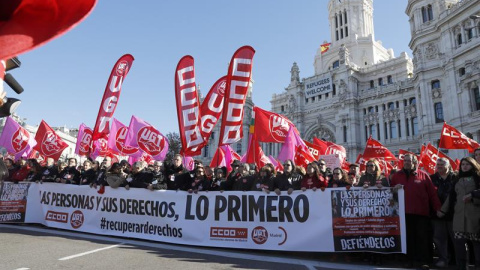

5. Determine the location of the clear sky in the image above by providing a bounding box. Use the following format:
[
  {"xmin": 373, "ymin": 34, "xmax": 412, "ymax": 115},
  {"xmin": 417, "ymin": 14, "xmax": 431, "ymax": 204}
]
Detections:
[{"xmin": 12, "ymin": 0, "xmax": 411, "ymax": 134}]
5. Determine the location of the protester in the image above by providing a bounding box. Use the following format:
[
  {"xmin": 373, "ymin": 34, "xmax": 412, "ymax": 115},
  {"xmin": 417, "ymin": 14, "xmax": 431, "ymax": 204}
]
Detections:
[
  {"xmin": 56, "ymin": 158, "xmax": 80, "ymax": 184},
  {"xmin": 79, "ymin": 160, "xmax": 96, "ymax": 186},
  {"xmin": 440, "ymin": 157, "xmax": 480, "ymax": 270},
  {"xmin": 328, "ymin": 167, "xmax": 349, "ymax": 188},
  {"xmin": 251, "ymin": 165, "xmax": 274, "ymax": 192},
  {"xmin": 348, "ymin": 163, "xmax": 361, "ymax": 186},
  {"xmin": 149, "ymin": 160, "xmax": 168, "ymax": 190},
  {"xmin": 25, "ymin": 159, "xmax": 42, "ymax": 182},
  {"xmin": 301, "ymin": 162, "xmax": 327, "ymax": 191},
  {"xmin": 4, "ymin": 158, "xmax": 16, "ymax": 181},
  {"xmin": 225, "ymin": 162, "xmax": 254, "ymax": 191},
  {"xmin": 40, "ymin": 157, "xmax": 58, "ymax": 183},
  {"xmin": 274, "ymin": 159, "xmax": 302, "ymax": 195},
  {"xmin": 210, "ymin": 167, "xmax": 227, "ymax": 191},
  {"xmin": 165, "ymin": 154, "xmax": 187, "ymax": 190},
  {"xmin": 430, "ymin": 157, "xmax": 456, "ymax": 268},
  {"xmin": 358, "ymin": 159, "xmax": 389, "ymax": 188},
  {"xmin": 391, "ymin": 153, "xmax": 441, "ymax": 269},
  {"xmin": 125, "ymin": 161, "xmax": 153, "ymax": 189},
  {"xmin": 474, "ymin": 148, "xmax": 480, "ymax": 164},
  {"xmin": 105, "ymin": 162, "xmax": 127, "ymax": 188},
  {"xmin": 185, "ymin": 166, "xmax": 209, "ymax": 193},
  {"xmin": 10, "ymin": 158, "xmax": 29, "ymax": 182}
]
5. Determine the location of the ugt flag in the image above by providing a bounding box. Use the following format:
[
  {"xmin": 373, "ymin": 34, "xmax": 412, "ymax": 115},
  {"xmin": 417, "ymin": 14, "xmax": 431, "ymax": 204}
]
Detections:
[
  {"xmin": 33, "ymin": 120, "xmax": 68, "ymax": 161},
  {"xmin": 0, "ymin": 116, "xmax": 36, "ymax": 159}
]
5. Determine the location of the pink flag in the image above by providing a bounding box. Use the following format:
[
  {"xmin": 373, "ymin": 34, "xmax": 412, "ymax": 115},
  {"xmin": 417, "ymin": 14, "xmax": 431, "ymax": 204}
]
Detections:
[
  {"xmin": 75, "ymin": 123, "xmax": 93, "ymax": 157},
  {"xmin": 90, "ymin": 138, "xmax": 109, "ymax": 160},
  {"xmin": 107, "ymin": 118, "xmax": 139, "ymax": 156},
  {"xmin": 128, "ymin": 152, "xmax": 154, "ymax": 165},
  {"xmin": 183, "ymin": 156, "xmax": 195, "ymax": 171},
  {"xmin": 0, "ymin": 116, "xmax": 36, "ymax": 160},
  {"xmin": 278, "ymin": 126, "xmax": 315, "ymax": 167},
  {"xmin": 220, "ymin": 145, "xmax": 241, "ymax": 172},
  {"xmin": 125, "ymin": 116, "xmax": 169, "ymax": 160}
]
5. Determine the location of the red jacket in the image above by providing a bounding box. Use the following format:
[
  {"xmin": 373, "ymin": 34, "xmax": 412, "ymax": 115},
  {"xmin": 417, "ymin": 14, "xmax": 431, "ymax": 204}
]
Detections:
[{"xmin": 391, "ymin": 169, "xmax": 441, "ymax": 216}]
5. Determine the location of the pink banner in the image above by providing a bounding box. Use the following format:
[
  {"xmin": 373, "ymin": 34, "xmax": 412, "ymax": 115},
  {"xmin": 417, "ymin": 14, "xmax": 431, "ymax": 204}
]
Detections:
[
  {"xmin": 107, "ymin": 118, "xmax": 139, "ymax": 156},
  {"xmin": 75, "ymin": 123, "xmax": 93, "ymax": 156},
  {"xmin": 0, "ymin": 116, "xmax": 36, "ymax": 160},
  {"xmin": 125, "ymin": 116, "xmax": 169, "ymax": 160}
]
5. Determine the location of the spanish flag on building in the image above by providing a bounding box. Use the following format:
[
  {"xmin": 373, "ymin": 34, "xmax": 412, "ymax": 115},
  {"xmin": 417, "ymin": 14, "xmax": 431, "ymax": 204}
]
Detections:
[{"xmin": 320, "ymin": 43, "xmax": 331, "ymax": 54}]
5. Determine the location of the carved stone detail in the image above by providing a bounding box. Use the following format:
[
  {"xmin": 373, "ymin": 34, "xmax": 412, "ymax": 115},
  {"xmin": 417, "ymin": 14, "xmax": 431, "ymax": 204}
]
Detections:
[
  {"xmin": 425, "ymin": 42, "xmax": 438, "ymax": 60},
  {"xmin": 363, "ymin": 112, "xmax": 379, "ymax": 125},
  {"xmin": 432, "ymin": 88, "xmax": 442, "ymax": 99}
]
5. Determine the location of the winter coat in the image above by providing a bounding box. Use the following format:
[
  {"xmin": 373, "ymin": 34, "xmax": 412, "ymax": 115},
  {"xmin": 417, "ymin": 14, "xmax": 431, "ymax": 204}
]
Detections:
[
  {"xmin": 358, "ymin": 173, "xmax": 389, "ymax": 187},
  {"xmin": 274, "ymin": 172, "xmax": 302, "ymax": 191},
  {"xmin": 430, "ymin": 171, "xmax": 456, "ymax": 220}
]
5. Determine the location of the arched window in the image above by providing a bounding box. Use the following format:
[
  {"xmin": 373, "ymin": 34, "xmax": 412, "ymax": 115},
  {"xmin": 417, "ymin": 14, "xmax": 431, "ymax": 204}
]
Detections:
[
  {"xmin": 390, "ymin": 121, "xmax": 397, "ymax": 139},
  {"xmin": 332, "ymin": 84, "xmax": 336, "ymax": 95},
  {"xmin": 422, "ymin": 5, "xmax": 433, "ymax": 22},
  {"xmin": 431, "ymin": 80, "xmax": 440, "ymax": 89},
  {"xmin": 344, "ymin": 10, "xmax": 348, "ymax": 24},
  {"xmin": 388, "ymin": 102, "xmax": 395, "ymax": 110}
]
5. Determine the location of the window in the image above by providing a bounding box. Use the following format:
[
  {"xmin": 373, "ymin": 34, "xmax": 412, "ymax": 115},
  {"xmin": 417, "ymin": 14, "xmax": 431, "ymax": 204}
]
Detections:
[
  {"xmin": 378, "ymin": 78, "xmax": 383, "ymax": 86},
  {"xmin": 396, "ymin": 101, "xmax": 399, "ymax": 108},
  {"xmin": 434, "ymin": 102, "xmax": 444, "ymax": 123},
  {"xmin": 344, "ymin": 11, "xmax": 347, "ymax": 24},
  {"xmin": 382, "ymin": 104, "xmax": 386, "ymax": 111},
  {"xmin": 457, "ymin": 33, "xmax": 462, "ymax": 46},
  {"xmin": 459, "ymin": 67, "xmax": 466, "ymax": 77},
  {"xmin": 474, "ymin": 87, "xmax": 480, "ymax": 111},
  {"xmin": 343, "ymin": 126, "xmax": 347, "ymax": 143},
  {"xmin": 211, "ymin": 132, "xmax": 215, "ymax": 140},
  {"xmin": 339, "ymin": 14, "xmax": 342, "ymax": 26},
  {"xmin": 390, "ymin": 121, "xmax": 397, "ymax": 139},
  {"xmin": 388, "ymin": 102, "xmax": 395, "ymax": 110},
  {"xmin": 398, "ymin": 120, "xmax": 402, "ymax": 137},
  {"xmin": 236, "ymin": 143, "xmax": 242, "ymax": 153},
  {"xmin": 312, "ymin": 96, "xmax": 315, "ymax": 102},
  {"xmin": 384, "ymin": 123, "xmax": 388, "ymax": 140},
  {"xmin": 335, "ymin": 15, "xmax": 338, "ymax": 28},
  {"xmin": 406, "ymin": 118, "xmax": 410, "ymax": 136},
  {"xmin": 412, "ymin": 117, "xmax": 418, "ymax": 136},
  {"xmin": 365, "ymin": 126, "xmax": 368, "ymax": 140},
  {"xmin": 387, "ymin": 75, "xmax": 393, "ymax": 84},
  {"xmin": 370, "ymin": 80, "xmax": 374, "ymax": 88},
  {"xmin": 345, "ymin": 27, "xmax": 348, "ymax": 37},
  {"xmin": 368, "ymin": 107, "xmax": 374, "ymax": 113},
  {"xmin": 422, "ymin": 5, "xmax": 433, "ymax": 23},
  {"xmin": 340, "ymin": 29, "xmax": 344, "ymax": 39},
  {"xmin": 409, "ymin": 97, "xmax": 416, "ymax": 105},
  {"xmin": 281, "ymin": 105, "xmax": 284, "ymax": 112},
  {"xmin": 370, "ymin": 125, "xmax": 377, "ymax": 140},
  {"xmin": 431, "ymin": 80, "xmax": 440, "ymax": 89},
  {"xmin": 363, "ymin": 108, "xmax": 367, "ymax": 115},
  {"xmin": 468, "ymin": 28, "xmax": 474, "ymax": 40},
  {"xmin": 336, "ymin": 31, "xmax": 339, "ymax": 41},
  {"xmin": 332, "ymin": 84, "xmax": 336, "ymax": 95},
  {"xmin": 305, "ymin": 98, "xmax": 308, "ymax": 103},
  {"xmin": 203, "ymin": 144, "xmax": 209, "ymax": 157},
  {"xmin": 333, "ymin": 60, "xmax": 340, "ymax": 69},
  {"xmin": 326, "ymin": 93, "xmax": 329, "ymax": 98}
]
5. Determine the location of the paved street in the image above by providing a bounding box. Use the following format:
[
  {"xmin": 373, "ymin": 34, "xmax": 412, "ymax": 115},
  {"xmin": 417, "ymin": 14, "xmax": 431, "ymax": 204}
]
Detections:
[{"xmin": 0, "ymin": 224, "xmax": 453, "ymax": 270}]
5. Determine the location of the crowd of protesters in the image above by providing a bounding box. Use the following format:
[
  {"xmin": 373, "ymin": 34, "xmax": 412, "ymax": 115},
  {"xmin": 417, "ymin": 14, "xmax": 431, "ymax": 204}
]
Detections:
[{"xmin": 2, "ymin": 149, "xmax": 480, "ymax": 270}]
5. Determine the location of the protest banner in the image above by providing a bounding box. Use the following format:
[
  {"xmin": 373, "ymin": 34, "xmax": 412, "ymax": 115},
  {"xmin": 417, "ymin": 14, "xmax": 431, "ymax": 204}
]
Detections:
[{"xmin": 0, "ymin": 182, "xmax": 31, "ymax": 223}]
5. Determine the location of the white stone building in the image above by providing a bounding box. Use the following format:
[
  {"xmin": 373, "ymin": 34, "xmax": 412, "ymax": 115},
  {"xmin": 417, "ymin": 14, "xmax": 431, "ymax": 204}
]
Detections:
[{"xmin": 267, "ymin": 0, "xmax": 480, "ymax": 162}]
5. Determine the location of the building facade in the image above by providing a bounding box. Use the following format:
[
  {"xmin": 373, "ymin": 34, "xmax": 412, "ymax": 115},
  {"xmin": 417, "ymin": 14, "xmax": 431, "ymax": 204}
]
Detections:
[{"xmin": 268, "ymin": 0, "xmax": 480, "ymax": 162}]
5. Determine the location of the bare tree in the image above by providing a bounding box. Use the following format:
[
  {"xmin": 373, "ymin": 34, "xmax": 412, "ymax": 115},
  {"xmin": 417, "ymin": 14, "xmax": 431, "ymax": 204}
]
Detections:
[{"xmin": 165, "ymin": 132, "xmax": 181, "ymax": 163}]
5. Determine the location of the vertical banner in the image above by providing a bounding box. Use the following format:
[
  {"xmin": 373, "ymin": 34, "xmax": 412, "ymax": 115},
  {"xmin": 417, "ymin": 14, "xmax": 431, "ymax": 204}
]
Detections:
[
  {"xmin": 199, "ymin": 76, "xmax": 227, "ymax": 144},
  {"xmin": 218, "ymin": 46, "xmax": 255, "ymax": 146},
  {"xmin": 0, "ymin": 182, "xmax": 31, "ymax": 223},
  {"xmin": 331, "ymin": 188, "xmax": 405, "ymax": 253},
  {"xmin": 174, "ymin": 56, "xmax": 204, "ymax": 156},
  {"xmin": 92, "ymin": 54, "xmax": 134, "ymax": 141}
]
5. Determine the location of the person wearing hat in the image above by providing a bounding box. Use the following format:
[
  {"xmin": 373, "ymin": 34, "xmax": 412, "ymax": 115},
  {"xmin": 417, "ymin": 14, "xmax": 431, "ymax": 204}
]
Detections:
[
  {"xmin": 348, "ymin": 163, "xmax": 361, "ymax": 186},
  {"xmin": 105, "ymin": 162, "xmax": 126, "ymax": 189}
]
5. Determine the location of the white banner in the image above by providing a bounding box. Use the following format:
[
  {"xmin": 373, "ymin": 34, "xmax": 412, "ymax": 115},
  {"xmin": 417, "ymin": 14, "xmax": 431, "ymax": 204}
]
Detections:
[
  {"xmin": 304, "ymin": 74, "xmax": 333, "ymax": 99},
  {"xmin": 19, "ymin": 183, "xmax": 405, "ymax": 253}
]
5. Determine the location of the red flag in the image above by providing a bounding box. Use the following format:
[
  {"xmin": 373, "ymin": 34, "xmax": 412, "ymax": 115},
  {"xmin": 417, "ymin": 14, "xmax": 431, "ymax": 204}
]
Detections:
[
  {"xmin": 439, "ymin": 122, "xmax": 480, "ymax": 153},
  {"xmin": 210, "ymin": 148, "xmax": 226, "ymax": 169},
  {"xmin": 33, "ymin": 120, "xmax": 68, "ymax": 161},
  {"xmin": 218, "ymin": 46, "xmax": 255, "ymax": 146},
  {"xmin": 312, "ymin": 137, "xmax": 347, "ymax": 163},
  {"xmin": 74, "ymin": 123, "xmax": 93, "ymax": 157},
  {"xmin": 199, "ymin": 76, "xmax": 227, "ymax": 144},
  {"xmin": 362, "ymin": 136, "xmax": 397, "ymax": 161},
  {"xmin": 0, "ymin": 0, "xmax": 96, "ymax": 60},
  {"xmin": 92, "ymin": 54, "xmax": 134, "ymax": 141},
  {"xmin": 294, "ymin": 145, "xmax": 316, "ymax": 169},
  {"xmin": 174, "ymin": 56, "xmax": 204, "ymax": 156},
  {"xmin": 244, "ymin": 135, "xmax": 270, "ymax": 169},
  {"xmin": 355, "ymin": 153, "xmax": 367, "ymax": 172},
  {"xmin": 305, "ymin": 140, "xmax": 323, "ymax": 160},
  {"xmin": 253, "ymin": 106, "xmax": 298, "ymax": 143},
  {"xmin": 420, "ymin": 143, "xmax": 457, "ymax": 174}
]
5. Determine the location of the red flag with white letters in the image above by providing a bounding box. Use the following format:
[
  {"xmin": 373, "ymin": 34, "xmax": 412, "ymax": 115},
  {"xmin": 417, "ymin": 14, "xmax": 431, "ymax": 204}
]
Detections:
[
  {"xmin": 33, "ymin": 120, "xmax": 68, "ymax": 161},
  {"xmin": 92, "ymin": 54, "xmax": 134, "ymax": 141},
  {"xmin": 439, "ymin": 122, "xmax": 480, "ymax": 153},
  {"xmin": 420, "ymin": 143, "xmax": 457, "ymax": 174},
  {"xmin": 362, "ymin": 136, "xmax": 397, "ymax": 161},
  {"xmin": 218, "ymin": 46, "xmax": 255, "ymax": 146},
  {"xmin": 199, "ymin": 76, "xmax": 227, "ymax": 144},
  {"xmin": 174, "ymin": 56, "xmax": 204, "ymax": 156}
]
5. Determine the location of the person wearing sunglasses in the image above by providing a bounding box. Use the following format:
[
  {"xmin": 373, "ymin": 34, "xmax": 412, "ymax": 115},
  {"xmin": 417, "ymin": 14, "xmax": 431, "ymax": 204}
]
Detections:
[
  {"xmin": 301, "ymin": 162, "xmax": 327, "ymax": 191},
  {"xmin": 274, "ymin": 159, "xmax": 302, "ymax": 195},
  {"xmin": 358, "ymin": 159, "xmax": 389, "ymax": 188}
]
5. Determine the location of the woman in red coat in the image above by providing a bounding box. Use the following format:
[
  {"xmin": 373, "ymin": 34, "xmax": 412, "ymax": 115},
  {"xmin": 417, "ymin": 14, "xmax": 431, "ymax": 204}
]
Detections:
[{"xmin": 301, "ymin": 162, "xmax": 327, "ymax": 191}]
